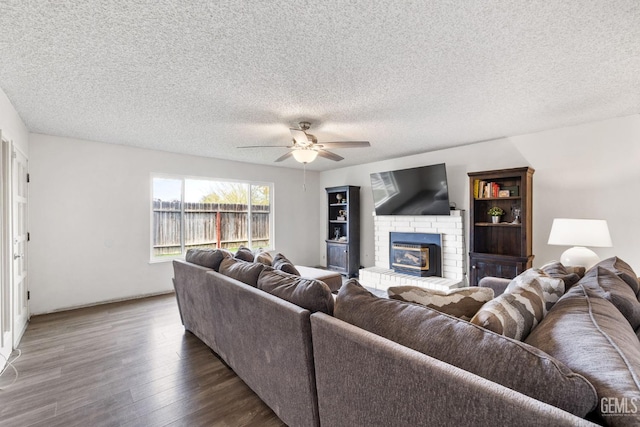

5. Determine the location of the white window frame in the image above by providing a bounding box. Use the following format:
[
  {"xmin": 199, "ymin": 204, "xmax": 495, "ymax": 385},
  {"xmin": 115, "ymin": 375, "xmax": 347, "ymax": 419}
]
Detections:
[{"xmin": 149, "ymin": 173, "xmax": 275, "ymax": 262}]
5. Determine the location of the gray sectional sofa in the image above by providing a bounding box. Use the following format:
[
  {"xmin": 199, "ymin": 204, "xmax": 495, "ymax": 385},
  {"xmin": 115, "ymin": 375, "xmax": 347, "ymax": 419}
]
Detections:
[
  {"xmin": 173, "ymin": 249, "xmax": 336, "ymax": 427},
  {"xmin": 173, "ymin": 249, "xmax": 640, "ymax": 426}
]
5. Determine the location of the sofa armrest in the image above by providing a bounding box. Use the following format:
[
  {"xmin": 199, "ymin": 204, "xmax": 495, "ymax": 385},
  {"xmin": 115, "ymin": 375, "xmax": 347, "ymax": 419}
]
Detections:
[{"xmin": 478, "ymin": 276, "xmax": 511, "ymax": 297}]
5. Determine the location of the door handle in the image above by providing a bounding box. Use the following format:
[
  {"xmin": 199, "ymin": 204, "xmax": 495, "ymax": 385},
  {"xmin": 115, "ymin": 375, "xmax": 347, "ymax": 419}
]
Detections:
[{"xmin": 14, "ymin": 253, "xmax": 23, "ymax": 260}]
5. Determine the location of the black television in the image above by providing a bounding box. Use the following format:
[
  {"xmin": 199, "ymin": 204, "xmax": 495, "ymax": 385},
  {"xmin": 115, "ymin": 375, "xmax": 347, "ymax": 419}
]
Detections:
[{"xmin": 370, "ymin": 163, "xmax": 450, "ymax": 216}]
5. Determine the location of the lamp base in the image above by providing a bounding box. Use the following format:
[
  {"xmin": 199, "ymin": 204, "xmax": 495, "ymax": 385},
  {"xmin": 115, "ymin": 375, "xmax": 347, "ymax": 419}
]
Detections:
[{"xmin": 560, "ymin": 246, "xmax": 600, "ymax": 269}]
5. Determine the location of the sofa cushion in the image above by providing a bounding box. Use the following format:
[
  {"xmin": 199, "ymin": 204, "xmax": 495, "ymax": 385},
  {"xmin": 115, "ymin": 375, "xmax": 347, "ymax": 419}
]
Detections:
[
  {"xmin": 526, "ymin": 284, "xmax": 640, "ymax": 426},
  {"xmin": 219, "ymin": 257, "xmax": 265, "ymax": 287},
  {"xmin": 579, "ymin": 267, "xmax": 640, "ymax": 330},
  {"xmin": 505, "ymin": 268, "xmax": 565, "ymax": 312},
  {"xmin": 254, "ymin": 249, "xmax": 273, "ymax": 266},
  {"xmin": 272, "ymin": 253, "xmax": 301, "ymax": 276},
  {"xmin": 540, "ymin": 261, "xmax": 581, "ymax": 290},
  {"xmin": 335, "ymin": 279, "xmax": 597, "ymax": 417},
  {"xmin": 387, "ymin": 286, "xmax": 494, "ymax": 321},
  {"xmin": 258, "ymin": 268, "xmax": 334, "ymax": 315},
  {"xmin": 471, "ymin": 278, "xmax": 546, "ymax": 341},
  {"xmin": 234, "ymin": 245, "xmax": 256, "ymax": 262},
  {"xmin": 585, "ymin": 256, "xmax": 640, "ymax": 296},
  {"xmin": 185, "ymin": 248, "xmax": 230, "ymax": 271}
]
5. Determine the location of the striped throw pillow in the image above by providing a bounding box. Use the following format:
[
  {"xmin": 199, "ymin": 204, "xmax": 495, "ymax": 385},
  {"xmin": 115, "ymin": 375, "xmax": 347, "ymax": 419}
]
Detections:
[
  {"xmin": 471, "ymin": 278, "xmax": 546, "ymax": 341},
  {"xmin": 506, "ymin": 268, "xmax": 564, "ymax": 312},
  {"xmin": 388, "ymin": 286, "xmax": 494, "ymax": 320}
]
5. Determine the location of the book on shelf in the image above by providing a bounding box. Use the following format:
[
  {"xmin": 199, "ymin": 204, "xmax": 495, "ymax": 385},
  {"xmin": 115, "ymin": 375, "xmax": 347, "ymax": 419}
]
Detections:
[
  {"xmin": 477, "ymin": 180, "xmax": 487, "ymax": 198},
  {"xmin": 474, "ymin": 180, "xmax": 504, "ymax": 198}
]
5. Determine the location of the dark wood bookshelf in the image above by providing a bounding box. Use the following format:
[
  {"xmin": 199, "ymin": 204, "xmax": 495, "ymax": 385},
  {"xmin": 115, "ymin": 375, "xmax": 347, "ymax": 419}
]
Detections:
[
  {"xmin": 468, "ymin": 167, "xmax": 534, "ymax": 286},
  {"xmin": 325, "ymin": 185, "xmax": 360, "ymax": 277}
]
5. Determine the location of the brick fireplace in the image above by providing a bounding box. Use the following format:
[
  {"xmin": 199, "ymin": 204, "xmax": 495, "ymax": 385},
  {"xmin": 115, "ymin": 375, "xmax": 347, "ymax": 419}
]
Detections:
[{"xmin": 359, "ymin": 210, "xmax": 466, "ymax": 291}]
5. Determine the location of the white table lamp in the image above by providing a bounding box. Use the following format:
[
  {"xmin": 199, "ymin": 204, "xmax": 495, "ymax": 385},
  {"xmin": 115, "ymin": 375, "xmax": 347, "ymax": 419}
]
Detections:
[{"xmin": 547, "ymin": 218, "xmax": 612, "ymax": 269}]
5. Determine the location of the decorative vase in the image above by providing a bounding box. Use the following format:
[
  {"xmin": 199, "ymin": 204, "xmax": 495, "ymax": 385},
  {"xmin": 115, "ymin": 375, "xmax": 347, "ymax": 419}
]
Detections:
[{"xmin": 491, "ymin": 216, "xmax": 500, "ymax": 224}]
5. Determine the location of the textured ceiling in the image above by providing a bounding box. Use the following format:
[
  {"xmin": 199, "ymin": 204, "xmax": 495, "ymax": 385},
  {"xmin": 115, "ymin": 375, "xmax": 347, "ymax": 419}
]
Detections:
[{"xmin": 0, "ymin": 1, "xmax": 639, "ymax": 171}]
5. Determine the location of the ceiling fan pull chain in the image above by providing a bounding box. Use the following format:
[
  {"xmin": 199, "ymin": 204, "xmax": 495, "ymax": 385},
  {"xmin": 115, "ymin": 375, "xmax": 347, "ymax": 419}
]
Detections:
[{"xmin": 303, "ymin": 163, "xmax": 307, "ymax": 191}]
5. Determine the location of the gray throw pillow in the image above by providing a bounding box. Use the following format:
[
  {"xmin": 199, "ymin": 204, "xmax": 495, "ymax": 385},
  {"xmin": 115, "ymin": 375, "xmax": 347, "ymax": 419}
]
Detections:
[
  {"xmin": 258, "ymin": 268, "xmax": 334, "ymax": 315},
  {"xmin": 234, "ymin": 245, "xmax": 255, "ymax": 262},
  {"xmin": 526, "ymin": 284, "xmax": 640, "ymax": 426},
  {"xmin": 185, "ymin": 248, "xmax": 230, "ymax": 271},
  {"xmin": 585, "ymin": 257, "xmax": 639, "ymax": 296},
  {"xmin": 335, "ymin": 279, "xmax": 597, "ymax": 417},
  {"xmin": 579, "ymin": 267, "xmax": 640, "ymax": 330},
  {"xmin": 272, "ymin": 253, "xmax": 300, "ymax": 276},
  {"xmin": 254, "ymin": 249, "xmax": 273, "ymax": 266},
  {"xmin": 219, "ymin": 257, "xmax": 265, "ymax": 287}
]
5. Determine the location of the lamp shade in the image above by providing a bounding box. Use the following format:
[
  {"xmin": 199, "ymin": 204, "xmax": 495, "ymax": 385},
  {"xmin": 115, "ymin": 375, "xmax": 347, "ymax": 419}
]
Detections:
[
  {"xmin": 292, "ymin": 149, "xmax": 318, "ymax": 164},
  {"xmin": 547, "ymin": 218, "xmax": 612, "ymax": 268},
  {"xmin": 547, "ymin": 218, "xmax": 612, "ymax": 247}
]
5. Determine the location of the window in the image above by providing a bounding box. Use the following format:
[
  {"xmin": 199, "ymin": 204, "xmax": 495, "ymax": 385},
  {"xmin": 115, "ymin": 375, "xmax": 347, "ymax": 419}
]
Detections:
[
  {"xmin": 370, "ymin": 171, "xmax": 399, "ymax": 207},
  {"xmin": 151, "ymin": 175, "xmax": 273, "ymax": 260}
]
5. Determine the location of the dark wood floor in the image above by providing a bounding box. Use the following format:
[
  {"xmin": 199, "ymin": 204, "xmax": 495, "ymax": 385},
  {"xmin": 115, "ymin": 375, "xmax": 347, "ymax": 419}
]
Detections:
[{"xmin": 0, "ymin": 293, "xmax": 285, "ymax": 427}]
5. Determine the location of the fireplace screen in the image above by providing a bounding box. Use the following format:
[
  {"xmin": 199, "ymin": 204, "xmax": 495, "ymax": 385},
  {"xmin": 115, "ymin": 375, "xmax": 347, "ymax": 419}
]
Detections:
[
  {"xmin": 392, "ymin": 243, "xmax": 430, "ymax": 271},
  {"xmin": 391, "ymin": 241, "xmax": 439, "ymax": 277}
]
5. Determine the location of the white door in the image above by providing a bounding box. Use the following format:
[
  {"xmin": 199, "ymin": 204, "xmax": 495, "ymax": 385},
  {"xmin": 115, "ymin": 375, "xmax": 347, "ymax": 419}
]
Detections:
[
  {"xmin": 0, "ymin": 135, "xmax": 11, "ymax": 358},
  {"xmin": 12, "ymin": 147, "xmax": 28, "ymax": 344}
]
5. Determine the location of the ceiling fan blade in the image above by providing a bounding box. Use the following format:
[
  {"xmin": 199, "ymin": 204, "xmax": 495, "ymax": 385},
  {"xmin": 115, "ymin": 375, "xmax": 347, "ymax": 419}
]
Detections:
[
  {"xmin": 317, "ymin": 150, "xmax": 344, "ymax": 162},
  {"xmin": 317, "ymin": 141, "xmax": 371, "ymax": 149},
  {"xmin": 274, "ymin": 151, "xmax": 294, "ymax": 162},
  {"xmin": 238, "ymin": 145, "xmax": 293, "ymax": 148},
  {"xmin": 290, "ymin": 129, "xmax": 309, "ymax": 145}
]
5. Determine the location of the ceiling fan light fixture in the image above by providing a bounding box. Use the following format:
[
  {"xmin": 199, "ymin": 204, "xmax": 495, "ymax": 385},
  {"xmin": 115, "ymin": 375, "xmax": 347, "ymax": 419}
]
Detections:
[
  {"xmin": 239, "ymin": 121, "xmax": 370, "ymax": 164},
  {"xmin": 292, "ymin": 149, "xmax": 318, "ymax": 164}
]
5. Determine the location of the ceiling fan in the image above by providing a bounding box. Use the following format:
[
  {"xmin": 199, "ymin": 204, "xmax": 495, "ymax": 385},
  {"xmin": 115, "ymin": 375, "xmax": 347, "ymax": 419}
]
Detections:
[{"xmin": 239, "ymin": 122, "xmax": 370, "ymax": 164}]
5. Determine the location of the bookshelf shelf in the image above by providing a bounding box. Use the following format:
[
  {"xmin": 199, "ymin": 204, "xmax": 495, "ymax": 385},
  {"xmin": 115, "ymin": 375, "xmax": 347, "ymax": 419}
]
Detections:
[
  {"xmin": 474, "ymin": 222, "xmax": 521, "ymax": 227},
  {"xmin": 474, "ymin": 196, "xmax": 521, "ymax": 201}
]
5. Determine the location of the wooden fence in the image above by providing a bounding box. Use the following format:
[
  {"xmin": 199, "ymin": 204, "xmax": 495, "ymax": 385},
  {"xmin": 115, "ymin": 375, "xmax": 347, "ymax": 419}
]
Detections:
[{"xmin": 153, "ymin": 200, "xmax": 270, "ymax": 256}]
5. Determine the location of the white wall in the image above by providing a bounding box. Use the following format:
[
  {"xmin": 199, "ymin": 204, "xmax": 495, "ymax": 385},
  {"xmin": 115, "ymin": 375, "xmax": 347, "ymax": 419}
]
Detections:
[
  {"xmin": 510, "ymin": 115, "xmax": 640, "ymax": 271},
  {"xmin": 319, "ymin": 114, "xmax": 640, "ymax": 275},
  {"xmin": 28, "ymin": 134, "xmax": 320, "ymax": 314}
]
